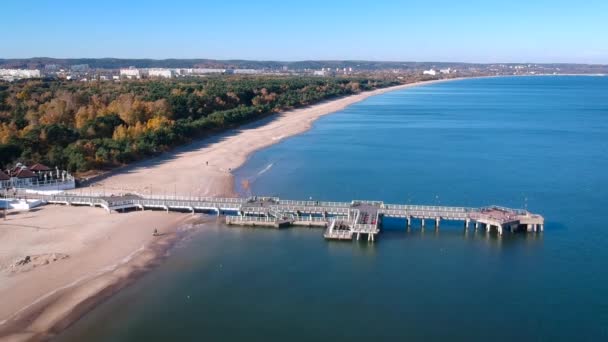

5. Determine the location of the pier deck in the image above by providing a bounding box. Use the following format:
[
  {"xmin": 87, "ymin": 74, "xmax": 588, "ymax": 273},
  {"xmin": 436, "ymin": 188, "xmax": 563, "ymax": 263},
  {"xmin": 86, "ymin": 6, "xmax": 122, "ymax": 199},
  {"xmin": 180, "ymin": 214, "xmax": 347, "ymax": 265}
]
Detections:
[{"xmin": 31, "ymin": 193, "xmax": 545, "ymax": 241}]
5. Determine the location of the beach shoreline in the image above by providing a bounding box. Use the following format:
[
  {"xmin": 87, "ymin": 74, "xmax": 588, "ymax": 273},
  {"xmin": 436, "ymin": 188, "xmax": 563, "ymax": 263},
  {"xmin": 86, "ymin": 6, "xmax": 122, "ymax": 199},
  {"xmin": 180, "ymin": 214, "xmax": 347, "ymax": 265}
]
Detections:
[
  {"xmin": 0, "ymin": 207, "xmax": 202, "ymax": 342},
  {"xmin": 1, "ymin": 76, "xmax": 472, "ymax": 341},
  {"xmin": 89, "ymin": 76, "xmax": 472, "ymax": 198}
]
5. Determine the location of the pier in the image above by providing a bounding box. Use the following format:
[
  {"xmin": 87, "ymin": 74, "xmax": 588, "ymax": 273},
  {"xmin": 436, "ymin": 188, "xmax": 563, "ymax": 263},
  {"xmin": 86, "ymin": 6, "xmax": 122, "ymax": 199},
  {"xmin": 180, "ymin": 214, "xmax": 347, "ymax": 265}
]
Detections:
[{"xmin": 31, "ymin": 192, "xmax": 545, "ymax": 242}]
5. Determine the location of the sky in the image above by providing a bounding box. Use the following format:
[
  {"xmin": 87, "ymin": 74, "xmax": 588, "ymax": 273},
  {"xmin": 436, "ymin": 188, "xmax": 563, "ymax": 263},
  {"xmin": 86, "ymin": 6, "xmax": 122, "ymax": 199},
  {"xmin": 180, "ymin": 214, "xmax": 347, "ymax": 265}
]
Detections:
[{"xmin": 1, "ymin": 0, "xmax": 607, "ymax": 64}]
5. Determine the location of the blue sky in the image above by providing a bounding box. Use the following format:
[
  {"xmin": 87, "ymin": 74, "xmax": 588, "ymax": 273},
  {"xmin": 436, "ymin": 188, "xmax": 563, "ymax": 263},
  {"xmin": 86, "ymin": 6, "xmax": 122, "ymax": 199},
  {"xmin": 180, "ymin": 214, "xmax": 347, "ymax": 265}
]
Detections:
[{"xmin": 1, "ymin": 0, "xmax": 607, "ymax": 63}]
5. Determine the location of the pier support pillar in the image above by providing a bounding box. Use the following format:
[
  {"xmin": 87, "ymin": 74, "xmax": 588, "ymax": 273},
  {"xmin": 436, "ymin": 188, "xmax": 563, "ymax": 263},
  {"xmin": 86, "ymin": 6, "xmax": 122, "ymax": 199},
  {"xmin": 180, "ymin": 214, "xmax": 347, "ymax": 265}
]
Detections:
[
  {"xmin": 527, "ymin": 224, "xmax": 533, "ymax": 232},
  {"xmin": 486, "ymin": 223, "xmax": 491, "ymax": 233},
  {"xmin": 540, "ymin": 224, "xmax": 544, "ymax": 232},
  {"xmin": 357, "ymin": 232, "xmax": 360, "ymax": 241},
  {"xmin": 475, "ymin": 221, "xmax": 479, "ymax": 230},
  {"xmin": 406, "ymin": 216, "xmax": 411, "ymax": 229},
  {"xmin": 464, "ymin": 219, "xmax": 470, "ymax": 230},
  {"xmin": 421, "ymin": 219, "xmax": 425, "ymax": 229},
  {"xmin": 435, "ymin": 217, "xmax": 440, "ymax": 230},
  {"xmin": 497, "ymin": 225, "xmax": 503, "ymax": 235}
]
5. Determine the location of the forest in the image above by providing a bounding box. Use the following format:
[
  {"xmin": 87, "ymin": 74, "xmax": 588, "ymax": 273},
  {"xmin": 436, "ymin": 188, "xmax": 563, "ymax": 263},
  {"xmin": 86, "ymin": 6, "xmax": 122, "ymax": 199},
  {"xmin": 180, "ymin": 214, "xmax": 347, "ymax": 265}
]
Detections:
[{"xmin": 0, "ymin": 76, "xmax": 399, "ymax": 173}]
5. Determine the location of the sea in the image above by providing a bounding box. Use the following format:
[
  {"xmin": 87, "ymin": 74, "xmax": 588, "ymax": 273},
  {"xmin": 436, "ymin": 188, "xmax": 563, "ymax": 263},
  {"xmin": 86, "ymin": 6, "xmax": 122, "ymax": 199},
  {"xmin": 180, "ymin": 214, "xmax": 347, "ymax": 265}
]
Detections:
[{"xmin": 57, "ymin": 76, "xmax": 608, "ymax": 341}]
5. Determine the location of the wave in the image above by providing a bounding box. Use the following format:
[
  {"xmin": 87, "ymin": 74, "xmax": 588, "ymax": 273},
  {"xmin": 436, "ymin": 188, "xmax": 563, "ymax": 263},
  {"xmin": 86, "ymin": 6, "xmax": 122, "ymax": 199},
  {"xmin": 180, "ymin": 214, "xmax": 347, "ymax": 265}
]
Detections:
[{"xmin": 257, "ymin": 163, "xmax": 274, "ymax": 176}]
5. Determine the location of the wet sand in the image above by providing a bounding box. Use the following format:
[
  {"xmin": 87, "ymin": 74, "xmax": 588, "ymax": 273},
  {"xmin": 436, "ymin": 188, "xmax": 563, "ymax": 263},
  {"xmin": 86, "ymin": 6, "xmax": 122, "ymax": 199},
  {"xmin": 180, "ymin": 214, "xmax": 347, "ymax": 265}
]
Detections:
[{"xmin": 0, "ymin": 206, "xmax": 197, "ymax": 341}]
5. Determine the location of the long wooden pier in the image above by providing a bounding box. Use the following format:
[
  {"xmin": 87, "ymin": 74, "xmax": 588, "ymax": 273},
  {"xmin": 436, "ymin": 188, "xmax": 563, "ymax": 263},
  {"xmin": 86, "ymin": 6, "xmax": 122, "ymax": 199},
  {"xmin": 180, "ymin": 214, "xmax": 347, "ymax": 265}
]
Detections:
[{"xmin": 30, "ymin": 192, "xmax": 545, "ymax": 242}]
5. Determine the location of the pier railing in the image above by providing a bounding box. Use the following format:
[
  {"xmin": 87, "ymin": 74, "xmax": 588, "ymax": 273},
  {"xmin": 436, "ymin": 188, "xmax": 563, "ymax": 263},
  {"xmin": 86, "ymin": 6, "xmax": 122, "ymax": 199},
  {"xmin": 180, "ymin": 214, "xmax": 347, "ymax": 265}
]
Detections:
[
  {"xmin": 226, "ymin": 216, "xmax": 277, "ymax": 224},
  {"xmin": 29, "ymin": 192, "xmax": 544, "ymax": 240}
]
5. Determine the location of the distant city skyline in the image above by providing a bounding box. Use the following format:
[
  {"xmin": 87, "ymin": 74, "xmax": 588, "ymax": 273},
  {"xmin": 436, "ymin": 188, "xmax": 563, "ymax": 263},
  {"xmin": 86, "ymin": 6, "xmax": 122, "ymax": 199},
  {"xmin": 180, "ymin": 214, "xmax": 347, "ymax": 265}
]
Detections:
[{"xmin": 2, "ymin": 0, "xmax": 607, "ymax": 64}]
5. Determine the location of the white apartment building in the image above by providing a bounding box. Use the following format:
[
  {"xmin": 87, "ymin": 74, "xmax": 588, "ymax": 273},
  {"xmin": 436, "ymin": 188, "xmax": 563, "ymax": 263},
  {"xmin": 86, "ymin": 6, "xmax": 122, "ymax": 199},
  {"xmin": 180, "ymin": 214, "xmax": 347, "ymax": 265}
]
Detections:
[
  {"xmin": 191, "ymin": 68, "xmax": 226, "ymax": 74},
  {"xmin": 147, "ymin": 68, "xmax": 173, "ymax": 78},
  {"xmin": 232, "ymin": 69, "xmax": 261, "ymax": 74},
  {"xmin": 423, "ymin": 69, "xmax": 437, "ymax": 76},
  {"xmin": 0, "ymin": 69, "xmax": 41, "ymax": 80},
  {"xmin": 120, "ymin": 68, "xmax": 141, "ymax": 79}
]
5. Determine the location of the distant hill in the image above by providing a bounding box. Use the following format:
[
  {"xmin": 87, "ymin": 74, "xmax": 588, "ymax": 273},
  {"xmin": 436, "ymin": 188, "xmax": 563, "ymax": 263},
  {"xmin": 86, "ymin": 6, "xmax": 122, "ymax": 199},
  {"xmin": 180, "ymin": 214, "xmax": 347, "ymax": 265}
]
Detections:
[{"xmin": 1, "ymin": 58, "xmax": 606, "ymax": 72}]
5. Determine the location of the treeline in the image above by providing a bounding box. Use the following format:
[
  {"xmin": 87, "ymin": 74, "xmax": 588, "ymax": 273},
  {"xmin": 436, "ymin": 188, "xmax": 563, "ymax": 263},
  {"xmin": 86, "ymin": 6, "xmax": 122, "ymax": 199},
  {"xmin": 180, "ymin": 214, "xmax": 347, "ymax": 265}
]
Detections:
[
  {"xmin": 0, "ymin": 76, "xmax": 398, "ymax": 172},
  {"xmin": 0, "ymin": 57, "xmax": 477, "ymax": 70}
]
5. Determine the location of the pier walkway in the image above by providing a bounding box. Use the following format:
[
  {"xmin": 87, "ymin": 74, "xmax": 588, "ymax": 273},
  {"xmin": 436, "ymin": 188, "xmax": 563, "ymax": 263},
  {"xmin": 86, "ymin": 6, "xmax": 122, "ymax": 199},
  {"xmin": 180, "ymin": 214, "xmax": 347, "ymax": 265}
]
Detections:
[{"xmin": 29, "ymin": 192, "xmax": 545, "ymax": 242}]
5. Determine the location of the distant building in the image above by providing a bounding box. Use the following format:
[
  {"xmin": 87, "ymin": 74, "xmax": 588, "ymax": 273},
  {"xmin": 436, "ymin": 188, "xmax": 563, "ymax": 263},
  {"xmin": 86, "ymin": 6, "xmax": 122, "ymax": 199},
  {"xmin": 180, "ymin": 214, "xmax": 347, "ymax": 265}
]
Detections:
[
  {"xmin": 423, "ymin": 69, "xmax": 437, "ymax": 76},
  {"xmin": 120, "ymin": 67, "xmax": 141, "ymax": 79},
  {"xmin": 440, "ymin": 68, "xmax": 452, "ymax": 74},
  {"xmin": 191, "ymin": 68, "xmax": 226, "ymax": 75},
  {"xmin": 0, "ymin": 69, "xmax": 41, "ymax": 81},
  {"xmin": 147, "ymin": 68, "xmax": 173, "ymax": 78},
  {"xmin": 313, "ymin": 70, "xmax": 327, "ymax": 76},
  {"xmin": 232, "ymin": 69, "xmax": 261, "ymax": 75},
  {"xmin": 70, "ymin": 64, "xmax": 89, "ymax": 72}
]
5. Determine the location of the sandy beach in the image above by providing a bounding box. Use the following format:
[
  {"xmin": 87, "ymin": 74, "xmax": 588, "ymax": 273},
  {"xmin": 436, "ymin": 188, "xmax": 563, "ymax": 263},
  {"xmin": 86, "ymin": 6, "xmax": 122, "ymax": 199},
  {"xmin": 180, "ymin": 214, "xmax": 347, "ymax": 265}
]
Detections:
[
  {"xmin": 89, "ymin": 78, "xmax": 461, "ymax": 198},
  {"xmin": 0, "ymin": 78, "xmax": 462, "ymax": 341},
  {"xmin": 0, "ymin": 206, "xmax": 197, "ymax": 341}
]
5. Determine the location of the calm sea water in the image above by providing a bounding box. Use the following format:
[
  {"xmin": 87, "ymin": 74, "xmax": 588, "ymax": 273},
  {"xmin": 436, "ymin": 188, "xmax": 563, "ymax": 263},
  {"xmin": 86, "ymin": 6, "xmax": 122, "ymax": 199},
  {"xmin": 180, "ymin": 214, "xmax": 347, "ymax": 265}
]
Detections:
[{"xmin": 58, "ymin": 76, "xmax": 608, "ymax": 341}]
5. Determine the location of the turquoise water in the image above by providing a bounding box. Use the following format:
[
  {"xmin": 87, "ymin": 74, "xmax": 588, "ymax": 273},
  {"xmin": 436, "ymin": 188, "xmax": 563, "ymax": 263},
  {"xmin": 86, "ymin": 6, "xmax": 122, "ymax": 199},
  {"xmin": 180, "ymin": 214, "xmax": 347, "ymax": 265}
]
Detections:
[{"xmin": 58, "ymin": 76, "xmax": 608, "ymax": 341}]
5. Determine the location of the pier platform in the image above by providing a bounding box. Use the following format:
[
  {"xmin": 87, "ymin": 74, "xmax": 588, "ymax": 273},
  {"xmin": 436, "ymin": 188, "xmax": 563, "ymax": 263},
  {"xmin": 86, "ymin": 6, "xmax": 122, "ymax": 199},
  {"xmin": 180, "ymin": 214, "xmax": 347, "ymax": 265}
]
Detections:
[{"xmin": 31, "ymin": 193, "xmax": 545, "ymax": 242}]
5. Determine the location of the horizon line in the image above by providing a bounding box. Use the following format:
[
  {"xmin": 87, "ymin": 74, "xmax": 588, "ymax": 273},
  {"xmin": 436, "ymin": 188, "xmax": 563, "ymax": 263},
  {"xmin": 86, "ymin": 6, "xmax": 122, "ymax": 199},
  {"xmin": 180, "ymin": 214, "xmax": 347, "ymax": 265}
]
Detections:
[{"xmin": 1, "ymin": 57, "xmax": 607, "ymax": 66}]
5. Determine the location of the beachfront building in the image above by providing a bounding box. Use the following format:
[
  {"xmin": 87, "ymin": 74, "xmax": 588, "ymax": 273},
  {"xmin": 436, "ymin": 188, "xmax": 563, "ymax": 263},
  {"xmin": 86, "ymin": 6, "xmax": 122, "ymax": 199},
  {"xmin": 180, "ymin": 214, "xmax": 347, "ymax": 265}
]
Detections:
[
  {"xmin": 440, "ymin": 68, "xmax": 452, "ymax": 74},
  {"xmin": 4, "ymin": 163, "xmax": 75, "ymax": 191},
  {"xmin": 0, "ymin": 69, "xmax": 42, "ymax": 81},
  {"xmin": 120, "ymin": 68, "xmax": 141, "ymax": 79},
  {"xmin": 8, "ymin": 166, "xmax": 38, "ymax": 187},
  {"xmin": 0, "ymin": 170, "xmax": 10, "ymax": 189},
  {"xmin": 423, "ymin": 69, "xmax": 437, "ymax": 76}
]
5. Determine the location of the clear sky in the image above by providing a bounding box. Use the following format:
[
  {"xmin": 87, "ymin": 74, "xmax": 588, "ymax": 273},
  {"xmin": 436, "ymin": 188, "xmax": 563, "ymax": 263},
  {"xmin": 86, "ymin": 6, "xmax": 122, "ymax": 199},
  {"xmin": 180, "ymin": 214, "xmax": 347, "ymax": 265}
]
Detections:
[{"xmin": 1, "ymin": 0, "xmax": 607, "ymax": 63}]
